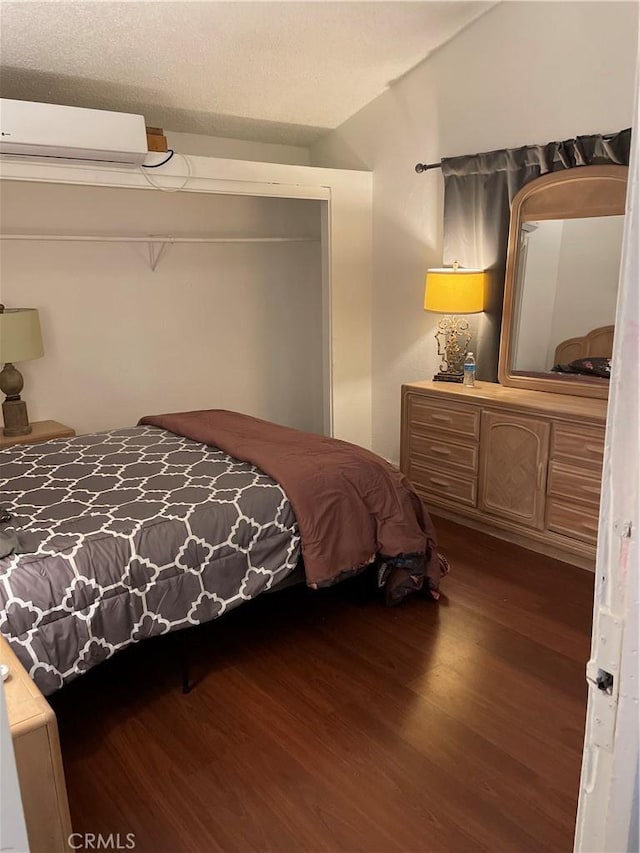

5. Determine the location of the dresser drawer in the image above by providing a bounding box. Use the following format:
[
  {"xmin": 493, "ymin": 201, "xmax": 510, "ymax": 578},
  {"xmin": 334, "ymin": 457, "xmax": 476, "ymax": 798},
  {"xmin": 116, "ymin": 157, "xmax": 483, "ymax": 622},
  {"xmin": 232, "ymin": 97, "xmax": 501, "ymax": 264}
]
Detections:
[
  {"xmin": 408, "ymin": 461, "xmax": 477, "ymax": 507},
  {"xmin": 551, "ymin": 423, "xmax": 605, "ymax": 467},
  {"xmin": 409, "ymin": 433, "xmax": 478, "ymax": 475},
  {"xmin": 547, "ymin": 460, "xmax": 601, "ymax": 506},
  {"xmin": 546, "ymin": 496, "xmax": 599, "ymax": 544},
  {"xmin": 407, "ymin": 395, "xmax": 480, "ymax": 441}
]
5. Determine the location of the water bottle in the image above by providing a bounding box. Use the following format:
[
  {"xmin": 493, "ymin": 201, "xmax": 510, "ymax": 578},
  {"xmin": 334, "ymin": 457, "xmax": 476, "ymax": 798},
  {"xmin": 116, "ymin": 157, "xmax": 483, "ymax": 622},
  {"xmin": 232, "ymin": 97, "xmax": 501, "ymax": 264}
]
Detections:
[{"xmin": 463, "ymin": 352, "xmax": 476, "ymax": 387}]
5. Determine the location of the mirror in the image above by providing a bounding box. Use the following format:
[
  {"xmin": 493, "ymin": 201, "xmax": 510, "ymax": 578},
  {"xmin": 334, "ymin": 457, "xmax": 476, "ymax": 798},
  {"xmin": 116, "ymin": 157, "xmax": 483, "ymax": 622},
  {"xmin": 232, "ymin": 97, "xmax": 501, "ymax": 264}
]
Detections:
[
  {"xmin": 513, "ymin": 215, "xmax": 623, "ymax": 372},
  {"xmin": 499, "ymin": 166, "xmax": 628, "ymax": 398}
]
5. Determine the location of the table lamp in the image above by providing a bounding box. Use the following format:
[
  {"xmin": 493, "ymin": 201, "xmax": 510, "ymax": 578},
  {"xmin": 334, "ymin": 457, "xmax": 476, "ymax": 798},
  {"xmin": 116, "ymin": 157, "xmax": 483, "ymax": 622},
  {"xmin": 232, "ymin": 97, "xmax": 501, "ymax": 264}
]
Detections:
[
  {"xmin": 0, "ymin": 305, "xmax": 44, "ymax": 437},
  {"xmin": 424, "ymin": 263, "xmax": 486, "ymax": 382}
]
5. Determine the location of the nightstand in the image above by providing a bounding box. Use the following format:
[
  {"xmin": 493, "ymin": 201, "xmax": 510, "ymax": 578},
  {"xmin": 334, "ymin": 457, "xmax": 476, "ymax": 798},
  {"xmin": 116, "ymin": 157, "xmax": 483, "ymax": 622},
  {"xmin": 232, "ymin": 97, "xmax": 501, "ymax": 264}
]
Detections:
[
  {"xmin": 1, "ymin": 637, "xmax": 73, "ymax": 852},
  {"xmin": 0, "ymin": 421, "xmax": 75, "ymax": 450}
]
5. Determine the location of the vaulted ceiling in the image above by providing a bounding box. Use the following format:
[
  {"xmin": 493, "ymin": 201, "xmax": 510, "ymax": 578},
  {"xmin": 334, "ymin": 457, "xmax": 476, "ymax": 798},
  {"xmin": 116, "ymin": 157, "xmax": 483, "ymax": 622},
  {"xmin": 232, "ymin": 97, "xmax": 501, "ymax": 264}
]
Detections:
[{"xmin": 0, "ymin": 1, "xmax": 495, "ymax": 146}]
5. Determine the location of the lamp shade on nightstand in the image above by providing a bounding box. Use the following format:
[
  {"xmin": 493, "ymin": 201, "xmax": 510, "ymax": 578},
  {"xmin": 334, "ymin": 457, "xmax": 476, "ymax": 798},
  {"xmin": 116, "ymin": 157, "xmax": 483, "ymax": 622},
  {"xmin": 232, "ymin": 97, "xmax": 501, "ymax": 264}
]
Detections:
[
  {"xmin": 0, "ymin": 307, "xmax": 44, "ymax": 437},
  {"xmin": 424, "ymin": 267, "xmax": 486, "ymax": 314},
  {"xmin": 0, "ymin": 308, "xmax": 44, "ymax": 363}
]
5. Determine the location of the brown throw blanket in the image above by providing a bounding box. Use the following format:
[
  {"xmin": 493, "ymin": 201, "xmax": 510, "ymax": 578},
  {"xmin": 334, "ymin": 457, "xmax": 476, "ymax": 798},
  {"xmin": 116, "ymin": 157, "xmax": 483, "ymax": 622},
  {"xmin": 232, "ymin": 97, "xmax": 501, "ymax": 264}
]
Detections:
[{"xmin": 139, "ymin": 410, "xmax": 445, "ymax": 602}]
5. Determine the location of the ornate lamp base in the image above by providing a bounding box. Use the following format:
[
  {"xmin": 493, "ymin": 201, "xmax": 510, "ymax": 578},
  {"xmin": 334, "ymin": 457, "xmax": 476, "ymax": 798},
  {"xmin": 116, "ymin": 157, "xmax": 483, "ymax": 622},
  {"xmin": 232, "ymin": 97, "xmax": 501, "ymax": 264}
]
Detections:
[
  {"xmin": 432, "ymin": 315, "xmax": 471, "ymax": 384},
  {"xmin": 433, "ymin": 371, "xmax": 463, "ymax": 383}
]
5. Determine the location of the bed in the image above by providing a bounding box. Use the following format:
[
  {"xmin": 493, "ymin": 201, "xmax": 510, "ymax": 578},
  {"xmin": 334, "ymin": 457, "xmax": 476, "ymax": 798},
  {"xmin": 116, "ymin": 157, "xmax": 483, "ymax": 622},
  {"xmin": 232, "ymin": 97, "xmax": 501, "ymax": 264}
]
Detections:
[{"xmin": 0, "ymin": 410, "xmax": 442, "ymax": 695}]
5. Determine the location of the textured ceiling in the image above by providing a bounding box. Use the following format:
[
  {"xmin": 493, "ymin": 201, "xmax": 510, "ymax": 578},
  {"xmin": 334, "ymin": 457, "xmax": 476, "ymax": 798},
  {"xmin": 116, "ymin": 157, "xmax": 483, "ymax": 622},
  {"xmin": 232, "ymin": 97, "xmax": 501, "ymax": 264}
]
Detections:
[{"xmin": 0, "ymin": 1, "xmax": 495, "ymax": 147}]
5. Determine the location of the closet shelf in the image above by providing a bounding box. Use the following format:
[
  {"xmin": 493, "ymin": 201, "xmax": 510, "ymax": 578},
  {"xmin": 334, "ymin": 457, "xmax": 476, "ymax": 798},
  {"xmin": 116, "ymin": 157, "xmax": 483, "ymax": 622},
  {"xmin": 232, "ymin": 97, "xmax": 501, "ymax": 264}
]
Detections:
[
  {"xmin": 0, "ymin": 234, "xmax": 319, "ymax": 242},
  {"xmin": 0, "ymin": 233, "xmax": 319, "ymax": 271}
]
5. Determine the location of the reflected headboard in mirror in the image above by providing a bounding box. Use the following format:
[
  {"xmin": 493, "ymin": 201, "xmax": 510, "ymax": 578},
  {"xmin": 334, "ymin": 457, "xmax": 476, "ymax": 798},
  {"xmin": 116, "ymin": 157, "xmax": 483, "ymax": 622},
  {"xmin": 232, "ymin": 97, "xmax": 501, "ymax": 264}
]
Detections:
[
  {"xmin": 498, "ymin": 165, "xmax": 628, "ymax": 399},
  {"xmin": 554, "ymin": 324, "xmax": 615, "ymax": 364}
]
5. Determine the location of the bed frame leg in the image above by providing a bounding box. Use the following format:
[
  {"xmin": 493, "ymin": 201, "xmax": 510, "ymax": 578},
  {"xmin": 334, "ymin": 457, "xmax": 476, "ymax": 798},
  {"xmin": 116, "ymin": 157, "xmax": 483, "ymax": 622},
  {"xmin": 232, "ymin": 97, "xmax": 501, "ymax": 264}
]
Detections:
[{"xmin": 179, "ymin": 633, "xmax": 192, "ymax": 695}]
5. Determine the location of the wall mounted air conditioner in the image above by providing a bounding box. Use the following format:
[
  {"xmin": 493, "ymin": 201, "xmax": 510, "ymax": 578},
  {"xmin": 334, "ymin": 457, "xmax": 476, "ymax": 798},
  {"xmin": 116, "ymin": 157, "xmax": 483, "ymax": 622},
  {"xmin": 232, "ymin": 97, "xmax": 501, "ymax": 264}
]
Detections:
[{"xmin": 0, "ymin": 99, "xmax": 148, "ymax": 166}]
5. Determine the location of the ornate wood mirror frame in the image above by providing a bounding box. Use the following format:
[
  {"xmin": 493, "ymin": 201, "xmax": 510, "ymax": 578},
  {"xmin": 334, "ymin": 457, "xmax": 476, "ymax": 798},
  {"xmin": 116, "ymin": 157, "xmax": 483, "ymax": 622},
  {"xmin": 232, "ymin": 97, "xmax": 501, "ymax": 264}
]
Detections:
[{"xmin": 498, "ymin": 165, "xmax": 628, "ymax": 399}]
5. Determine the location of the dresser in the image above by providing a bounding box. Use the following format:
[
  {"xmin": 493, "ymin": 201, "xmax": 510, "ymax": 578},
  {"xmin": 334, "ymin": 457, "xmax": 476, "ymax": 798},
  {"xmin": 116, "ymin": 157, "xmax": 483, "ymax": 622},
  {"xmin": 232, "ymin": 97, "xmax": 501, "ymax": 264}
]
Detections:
[
  {"xmin": 1, "ymin": 637, "xmax": 73, "ymax": 852},
  {"xmin": 400, "ymin": 381, "xmax": 607, "ymax": 569}
]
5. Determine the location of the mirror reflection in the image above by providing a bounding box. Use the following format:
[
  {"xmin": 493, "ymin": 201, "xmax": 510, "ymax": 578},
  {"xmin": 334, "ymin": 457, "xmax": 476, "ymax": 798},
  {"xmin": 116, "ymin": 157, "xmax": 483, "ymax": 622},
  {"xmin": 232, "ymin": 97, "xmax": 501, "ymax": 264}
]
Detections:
[{"xmin": 512, "ymin": 215, "xmax": 624, "ymax": 378}]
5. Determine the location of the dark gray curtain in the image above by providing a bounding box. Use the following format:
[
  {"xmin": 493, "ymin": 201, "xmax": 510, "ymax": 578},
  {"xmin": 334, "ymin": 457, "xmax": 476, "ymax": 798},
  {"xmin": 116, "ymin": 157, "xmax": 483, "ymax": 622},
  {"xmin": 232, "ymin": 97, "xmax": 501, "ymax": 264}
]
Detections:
[{"xmin": 441, "ymin": 128, "xmax": 631, "ymax": 381}]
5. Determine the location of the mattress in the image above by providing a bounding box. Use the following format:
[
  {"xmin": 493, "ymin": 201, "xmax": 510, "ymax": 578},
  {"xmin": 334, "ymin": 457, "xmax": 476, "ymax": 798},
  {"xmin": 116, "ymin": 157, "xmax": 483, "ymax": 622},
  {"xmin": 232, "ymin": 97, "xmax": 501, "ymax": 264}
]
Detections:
[{"xmin": 0, "ymin": 425, "xmax": 300, "ymax": 694}]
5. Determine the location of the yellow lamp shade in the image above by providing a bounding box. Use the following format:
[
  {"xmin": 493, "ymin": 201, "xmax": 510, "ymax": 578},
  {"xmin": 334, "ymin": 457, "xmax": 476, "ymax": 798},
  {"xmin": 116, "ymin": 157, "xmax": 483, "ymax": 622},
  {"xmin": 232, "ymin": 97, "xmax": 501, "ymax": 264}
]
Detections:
[{"xmin": 424, "ymin": 267, "xmax": 486, "ymax": 314}]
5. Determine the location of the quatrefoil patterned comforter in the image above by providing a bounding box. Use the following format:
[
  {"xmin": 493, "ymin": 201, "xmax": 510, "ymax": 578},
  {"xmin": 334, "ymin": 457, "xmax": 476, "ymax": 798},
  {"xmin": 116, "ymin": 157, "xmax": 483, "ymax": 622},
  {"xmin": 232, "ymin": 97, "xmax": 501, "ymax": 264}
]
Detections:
[{"xmin": 0, "ymin": 426, "xmax": 300, "ymax": 694}]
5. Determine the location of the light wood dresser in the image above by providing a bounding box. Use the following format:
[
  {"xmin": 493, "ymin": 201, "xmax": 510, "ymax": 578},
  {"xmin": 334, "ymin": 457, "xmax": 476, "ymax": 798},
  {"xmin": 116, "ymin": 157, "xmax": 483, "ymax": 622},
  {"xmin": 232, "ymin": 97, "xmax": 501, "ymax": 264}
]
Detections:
[
  {"xmin": 400, "ymin": 381, "xmax": 608, "ymax": 569},
  {"xmin": 1, "ymin": 637, "xmax": 72, "ymax": 852}
]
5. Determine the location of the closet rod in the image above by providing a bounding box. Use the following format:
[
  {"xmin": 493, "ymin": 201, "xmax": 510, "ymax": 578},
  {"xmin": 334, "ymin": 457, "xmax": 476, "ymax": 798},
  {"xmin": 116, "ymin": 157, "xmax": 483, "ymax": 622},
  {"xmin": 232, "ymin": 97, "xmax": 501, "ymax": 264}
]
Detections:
[{"xmin": 0, "ymin": 234, "xmax": 318, "ymax": 243}]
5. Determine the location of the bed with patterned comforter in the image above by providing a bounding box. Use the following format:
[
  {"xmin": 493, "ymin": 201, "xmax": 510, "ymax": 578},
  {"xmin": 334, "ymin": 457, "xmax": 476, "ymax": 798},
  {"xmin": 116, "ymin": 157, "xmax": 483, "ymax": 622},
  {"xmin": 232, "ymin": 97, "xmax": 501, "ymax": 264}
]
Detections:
[
  {"xmin": 0, "ymin": 426, "xmax": 300, "ymax": 694},
  {"xmin": 1, "ymin": 410, "xmax": 444, "ymax": 696}
]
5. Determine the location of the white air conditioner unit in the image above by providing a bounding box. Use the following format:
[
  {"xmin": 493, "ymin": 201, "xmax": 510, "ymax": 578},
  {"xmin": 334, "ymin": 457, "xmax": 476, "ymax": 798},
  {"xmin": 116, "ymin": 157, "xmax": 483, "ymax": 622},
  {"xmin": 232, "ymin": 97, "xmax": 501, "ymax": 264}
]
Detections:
[{"xmin": 0, "ymin": 99, "xmax": 148, "ymax": 166}]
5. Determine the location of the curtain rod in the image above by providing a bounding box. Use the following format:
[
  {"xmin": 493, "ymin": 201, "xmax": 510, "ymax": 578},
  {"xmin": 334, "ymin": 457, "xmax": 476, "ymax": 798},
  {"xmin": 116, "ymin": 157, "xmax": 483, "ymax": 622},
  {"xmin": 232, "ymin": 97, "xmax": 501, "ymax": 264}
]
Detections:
[
  {"xmin": 414, "ymin": 130, "xmax": 629, "ymax": 175},
  {"xmin": 414, "ymin": 161, "xmax": 441, "ymax": 174}
]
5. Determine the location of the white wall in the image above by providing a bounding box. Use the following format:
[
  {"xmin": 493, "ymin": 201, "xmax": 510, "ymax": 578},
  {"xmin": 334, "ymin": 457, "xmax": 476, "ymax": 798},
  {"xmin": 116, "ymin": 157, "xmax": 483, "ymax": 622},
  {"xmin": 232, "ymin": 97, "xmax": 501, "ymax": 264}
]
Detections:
[
  {"xmin": 311, "ymin": 0, "xmax": 638, "ymax": 463},
  {"xmin": 0, "ymin": 181, "xmax": 324, "ymax": 436},
  {"xmin": 165, "ymin": 130, "xmax": 310, "ymax": 166}
]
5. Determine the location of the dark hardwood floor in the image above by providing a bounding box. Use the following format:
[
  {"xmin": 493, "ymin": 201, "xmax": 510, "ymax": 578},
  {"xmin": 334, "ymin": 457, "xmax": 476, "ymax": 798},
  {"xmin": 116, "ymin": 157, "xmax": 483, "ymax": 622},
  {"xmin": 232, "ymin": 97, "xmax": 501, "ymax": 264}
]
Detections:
[{"xmin": 51, "ymin": 518, "xmax": 594, "ymax": 853}]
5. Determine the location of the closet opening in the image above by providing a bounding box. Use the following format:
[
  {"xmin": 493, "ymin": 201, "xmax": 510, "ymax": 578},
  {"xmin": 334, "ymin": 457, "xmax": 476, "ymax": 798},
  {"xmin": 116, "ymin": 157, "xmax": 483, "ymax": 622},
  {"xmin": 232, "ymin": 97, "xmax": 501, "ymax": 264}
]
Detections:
[{"xmin": 0, "ymin": 179, "xmax": 330, "ymax": 438}]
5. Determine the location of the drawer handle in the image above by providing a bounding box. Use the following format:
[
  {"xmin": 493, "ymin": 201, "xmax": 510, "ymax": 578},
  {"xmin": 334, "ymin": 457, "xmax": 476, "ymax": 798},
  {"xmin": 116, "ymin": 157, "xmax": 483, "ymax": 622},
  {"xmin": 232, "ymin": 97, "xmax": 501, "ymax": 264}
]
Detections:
[
  {"xmin": 431, "ymin": 413, "xmax": 452, "ymax": 423},
  {"xmin": 585, "ymin": 444, "xmax": 602, "ymax": 454},
  {"xmin": 431, "ymin": 444, "xmax": 452, "ymax": 456},
  {"xmin": 428, "ymin": 477, "xmax": 450, "ymax": 488},
  {"xmin": 537, "ymin": 461, "xmax": 545, "ymax": 490}
]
